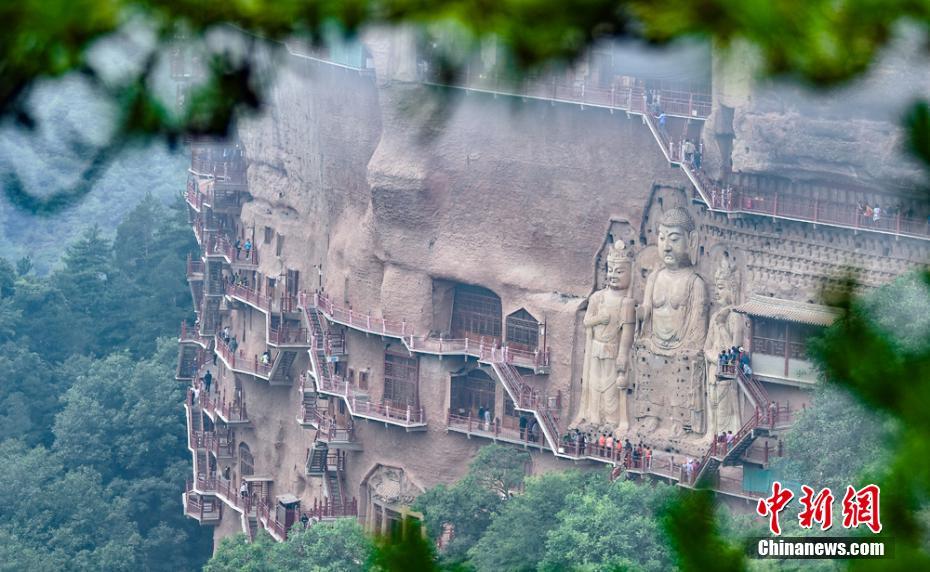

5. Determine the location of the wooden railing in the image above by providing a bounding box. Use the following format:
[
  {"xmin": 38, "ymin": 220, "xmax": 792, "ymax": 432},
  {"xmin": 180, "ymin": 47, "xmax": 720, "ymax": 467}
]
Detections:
[
  {"xmin": 301, "ymin": 291, "xmax": 550, "ymax": 371},
  {"xmin": 269, "ymin": 324, "xmax": 309, "ymax": 346},
  {"xmin": 215, "ymin": 334, "xmax": 273, "ymax": 378},
  {"xmin": 304, "ymin": 496, "xmax": 359, "ymax": 520},
  {"xmin": 179, "ymin": 321, "xmax": 210, "ymax": 347},
  {"xmin": 447, "ymin": 411, "xmax": 549, "ymax": 449},
  {"xmin": 707, "ymin": 186, "xmax": 930, "ymax": 240},
  {"xmin": 184, "ymin": 486, "xmax": 221, "ymax": 521},
  {"xmin": 314, "ymin": 419, "xmax": 355, "ymax": 444},
  {"xmin": 227, "ymin": 282, "xmax": 293, "ymax": 314},
  {"xmin": 422, "ymin": 67, "xmax": 711, "ymax": 119}
]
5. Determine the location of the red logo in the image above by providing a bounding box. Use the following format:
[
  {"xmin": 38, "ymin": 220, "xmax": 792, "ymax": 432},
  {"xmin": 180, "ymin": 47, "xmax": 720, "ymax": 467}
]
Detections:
[
  {"xmin": 757, "ymin": 482, "xmax": 794, "ymax": 535},
  {"xmin": 841, "ymin": 484, "xmax": 882, "ymax": 533},
  {"xmin": 798, "ymin": 485, "xmax": 834, "ymax": 531}
]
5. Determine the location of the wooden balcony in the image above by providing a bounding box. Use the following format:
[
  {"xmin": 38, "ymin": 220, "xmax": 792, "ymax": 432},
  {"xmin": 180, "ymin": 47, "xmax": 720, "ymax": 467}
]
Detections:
[
  {"xmin": 214, "ymin": 335, "xmax": 272, "ymax": 380},
  {"xmin": 301, "ymin": 291, "xmax": 550, "ymax": 373},
  {"xmin": 268, "ymin": 324, "xmax": 310, "ymax": 347},
  {"xmin": 183, "ymin": 487, "xmax": 222, "ymax": 524},
  {"xmin": 186, "ymin": 254, "xmax": 205, "ymax": 280},
  {"xmin": 179, "ymin": 321, "xmax": 210, "ymax": 349},
  {"xmin": 446, "ymin": 411, "xmax": 549, "ymax": 451}
]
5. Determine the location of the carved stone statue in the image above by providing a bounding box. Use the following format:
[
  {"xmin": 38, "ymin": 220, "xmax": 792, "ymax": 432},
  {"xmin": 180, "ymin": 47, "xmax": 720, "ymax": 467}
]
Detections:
[
  {"xmin": 703, "ymin": 257, "xmax": 744, "ymax": 435},
  {"xmin": 638, "ymin": 207, "xmax": 709, "ymax": 355},
  {"xmin": 632, "ymin": 207, "xmax": 709, "ymax": 439},
  {"xmin": 574, "ymin": 241, "xmax": 636, "ymax": 430}
]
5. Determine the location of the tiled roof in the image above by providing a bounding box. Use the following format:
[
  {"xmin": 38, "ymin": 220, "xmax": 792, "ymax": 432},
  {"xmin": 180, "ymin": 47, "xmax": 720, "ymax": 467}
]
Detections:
[{"xmin": 735, "ymin": 294, "xmax": 841, "ymax": 327}]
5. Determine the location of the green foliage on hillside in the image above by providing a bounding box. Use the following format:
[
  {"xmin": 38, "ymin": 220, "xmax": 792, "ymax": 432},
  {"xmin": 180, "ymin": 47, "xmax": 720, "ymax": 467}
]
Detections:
[{"xmin": 0, "ymin": 195, "xmax": 209, "ymax": 570}]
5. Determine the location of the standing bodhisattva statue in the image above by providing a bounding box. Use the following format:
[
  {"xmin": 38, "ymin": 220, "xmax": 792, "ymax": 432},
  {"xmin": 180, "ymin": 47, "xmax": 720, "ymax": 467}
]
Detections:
[
  {"xmin": 574, "ymin": 241, "xmax": 636, "ymax": 430},
  {"xmin": 638, "ymin": 207, "xmax": 708, "ymax": 355},
  {"xmin": 704, "ymin": 257, "xmax": 743, "ymax": 435}
]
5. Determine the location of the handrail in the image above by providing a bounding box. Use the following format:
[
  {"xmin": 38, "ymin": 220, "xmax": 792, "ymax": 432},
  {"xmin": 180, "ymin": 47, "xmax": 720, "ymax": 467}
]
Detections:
[
  {"xmin": 300, "ymin": 291, "xmax": 550, "ymax": 370},
  {"xmin": 215, "ymin": 334, "xmax": 273, "ymax": 379}
]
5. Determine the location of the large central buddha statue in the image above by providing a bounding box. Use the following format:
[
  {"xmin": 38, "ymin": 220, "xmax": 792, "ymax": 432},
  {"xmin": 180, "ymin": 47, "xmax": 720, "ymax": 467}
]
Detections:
[
  {"xmin": 631, "ymin": 207, "xmax": 709, "ymax": 440},
  {"xmin": 638, "ymin": 207, "xmax": 708, "ymax": 355}
]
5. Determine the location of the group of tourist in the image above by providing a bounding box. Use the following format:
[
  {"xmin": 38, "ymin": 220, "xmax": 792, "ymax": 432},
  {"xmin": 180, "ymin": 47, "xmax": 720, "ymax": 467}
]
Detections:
[
  {"xmin": 234, "ymin": 237, "xmax": 253, "ymax": 260},
  {"xmin": 518, "ymin": 415, "xmax": 542, "ymax": 443},
  {"xmin": 229, "ymin": 271, "xmax": 250, "ymax": 288},
  {"xmin": 220, "ymin": 325, "xmax": 240, "ymax": 355},
  {"xmin": 560, "ymin": 430, "xmax": 655, "ymax": 468},
  {"xmin": 717, "ymin": 345, "xmax": 751, "ymax": 376},
  {"xmin": 474, "ymin": 407, "xmax": 493, "ymax": 431}
]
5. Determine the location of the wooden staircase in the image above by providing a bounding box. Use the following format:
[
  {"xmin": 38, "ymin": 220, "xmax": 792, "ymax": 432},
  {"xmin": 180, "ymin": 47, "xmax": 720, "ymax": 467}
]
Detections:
[
  {"xmin": 177, "ymin": 344, "xmax": 203, "ymax": 380},
  {"xmin": 269, "ymin": 350, "xmax": 297, "ymax": 385}
]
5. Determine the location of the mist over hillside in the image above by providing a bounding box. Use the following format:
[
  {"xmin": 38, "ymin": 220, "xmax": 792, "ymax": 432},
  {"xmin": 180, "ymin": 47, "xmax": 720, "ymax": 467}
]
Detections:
[{"xmin": 0, "ymin": 77, "xmax": 185, "ymax": 274}]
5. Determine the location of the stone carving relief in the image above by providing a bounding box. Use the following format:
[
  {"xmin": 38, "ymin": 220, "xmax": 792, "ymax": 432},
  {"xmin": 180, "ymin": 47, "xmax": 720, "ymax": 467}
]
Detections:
[
  {"xmin": 367, "ymin": 466, "xmax": 420, "ymax": 507},
  {"xmin": 703, "ymin": 256, "xmax": 743, "ymax": 435},
  {"xmin": 573, "ymin": 241, "xmax": 636, "ymax": 431},
  {"xmin": 570, "ymin": 183, "xmax": 928, "ymax": 455}
]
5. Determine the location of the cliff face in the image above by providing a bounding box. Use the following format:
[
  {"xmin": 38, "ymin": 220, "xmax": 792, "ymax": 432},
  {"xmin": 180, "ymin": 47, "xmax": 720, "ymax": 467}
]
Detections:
[
  {"xmin": 204, "ymin": 36, "xmax": 930, "ymax": 546},
  {"xmin": 709, "ymin": 42, "xmax": 930, "ymax": 191},
  {"xmin": 225, "ymin": 41, "xmax": 693, "ymax": 534}
]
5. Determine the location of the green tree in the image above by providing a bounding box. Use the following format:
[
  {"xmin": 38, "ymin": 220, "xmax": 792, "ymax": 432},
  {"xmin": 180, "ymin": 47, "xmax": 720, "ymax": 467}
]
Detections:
[
  {"xmin": 0, "ymin": 343, "xmax": 65, "ymax": 446},
  {"xmin": 0, "ymin": 440, "xmax": 142, "ymax": 571},
  {"xmin": 101, "ymin": 194, "xmax": 196, "ymax": 357},
  {"xmin": 205, "ymin": 532, "xmax": 277, "ymax": 572},
  {"xmin": 774, "ymin": 384, "xmax": 893, "ymax": 492},
  {"xmin": 0, "ymin": 257, "xmax": 14, "ymax": 298},
  {"xmin": 468, "ymin": 470, "xmax": 590, "ymax": 572},
  {"xmin": 414, "ymin": 444, "xmax": 531, "ymax": 562},
  {"xmin": 270, "ymin": 519, "xmax": 375, "ymax": 572},
  {"xmin": 541, "ymin": 479, "xmax": 676, "ymax": 572}
]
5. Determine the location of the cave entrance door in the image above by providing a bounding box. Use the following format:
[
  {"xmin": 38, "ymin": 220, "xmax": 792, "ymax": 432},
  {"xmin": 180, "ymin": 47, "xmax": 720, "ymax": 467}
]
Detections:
[{"xmin": 451, "ymin": 284, "xmax": 502, "ymax": 346}]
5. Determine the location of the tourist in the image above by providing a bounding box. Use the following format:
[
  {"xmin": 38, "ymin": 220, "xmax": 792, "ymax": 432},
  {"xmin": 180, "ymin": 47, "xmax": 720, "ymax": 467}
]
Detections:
[
  {"xmin": 864, "ymin": 203, "xmax": 873, "ymax": 221},
  {"xmin": 203, "ymin": 370, "xmax": 213, "ymax": 393},
  {"xmin": 685, "ymin": 458, "xmax": 694, "ymax": 482},
  {"xmin": 645, "ymin": 447, "xmax": 652, "ymax": 469},
  {"xmin": 598, "ymin": 433, "xmax": 607, "ymax": 451},
  {"xmin": 223, "ymin": 465, "xmax": 231, "ymax": 481},
  {"xmin": 519, "ymin": 416, "xmax": 528, "ymax": 439},
  {"xmin": 244, "ymin": 239, "xmax": 253, "ymax": 259},
  {"xmin": 222, "ymin": 325, "xmax": 230, "ymax": 343},
  {"xmin": 235, "ymin": 238, "xmax": 242, "ymax": 259},
  {"xmin": 658, "ymin": 113, "xmax": 668, "ymax": 139},
  {"xmin": 873, "ymin": 204, "xmax": 882, "ymax": 223},
  {"xmin": 769, "ymin": 400, "xmax": 778, "ymax": 423},
  {"xmin": 477, "ymin": 407, "xmax": 485, "ymax": 426},
  {"xmin": 261, "ymin": 350, "xmax": 271, "ymax": 365},
  {"xmin": 229, "ymin": 337, "xmax": 238, "ymax": 354},
  {"xmin": 483, "ymin": 408, "xmax": 492, "ymax": 431},
  {"xmin": 213, "ymin": 351, "xmax": 218, "ymax": 366},
  {"xmin": 239, "ymin": 481, "xmax": 249, "ymax": 500},
  {"xmin": 725, "ymin": 430, "xmax": 734, "ymax": 446},
  {"xmin": 605, "ymin": 434, "xmax": 614, "ymax": 451},
  {"xmin": 683, "ymin": 139, "xmax": 696, "ymax": 164},
  {"xmin": 693, "ymin": 144, "xmax": 702, "ymax": 169}
]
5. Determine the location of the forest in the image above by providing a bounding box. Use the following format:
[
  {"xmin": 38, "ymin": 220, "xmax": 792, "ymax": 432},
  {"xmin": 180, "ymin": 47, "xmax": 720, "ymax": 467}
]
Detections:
[{"xmin": 0, "ymin": 194, "xmax": 212, "ymax": 571}]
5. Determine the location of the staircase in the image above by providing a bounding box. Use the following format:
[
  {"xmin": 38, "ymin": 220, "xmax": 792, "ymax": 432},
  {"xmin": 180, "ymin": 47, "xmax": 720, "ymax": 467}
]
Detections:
[
  {"xmin": 306, "ymin": 444, "xmax": 328, "ymax": 476},
  {"xmin": 303, "ymin": 307, "xmax": 334, "ymax": 380},
  {"xmin": 206, "ymin": 261, "xmax": 225, "ymax": 295},
  {"xmin": 269, "ymin": 350, "xmax": 297, "ymax": 385},
  {"xmin": 177, "ymin": 345, "xmax": 202, "ymax": 380},
  {"xmin": 324, "ymin": 470, "xmax": 343, "ymax": 508},
  {"xmin": 491, "ymin": 362, "xmax": 561, "ymax": 453}
]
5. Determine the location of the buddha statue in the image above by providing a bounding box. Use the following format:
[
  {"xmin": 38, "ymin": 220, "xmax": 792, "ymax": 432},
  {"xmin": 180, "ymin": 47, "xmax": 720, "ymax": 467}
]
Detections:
[{"xmin": 638, "ymin": 207, "xmax": 709, "ymax": 355}]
